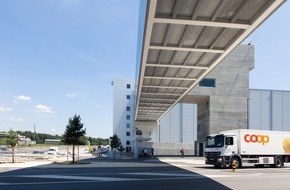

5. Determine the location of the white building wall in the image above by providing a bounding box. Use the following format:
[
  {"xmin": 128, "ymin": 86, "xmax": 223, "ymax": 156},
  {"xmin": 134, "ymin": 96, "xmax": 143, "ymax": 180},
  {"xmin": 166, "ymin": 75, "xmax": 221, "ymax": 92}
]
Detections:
[
  {"xmin": 249, "ymin": 89, "xmax": 290, "ymax": 132},
  {"xmin": 159, "ymin": 111, "xmax": 171, "ymax": 143},
  {"xmin": 282, "ymin": 93, "xmax": 290, "ymax": 131},
  {"xmin": 112, "ymin": 80, "xmax": 135, "ymax": 148},
  {"xmin": 170, "ymin": 106, "xmax": 180, "ymax": 143},
  {"xmin": 272, "ymin": 91, "xmax": 290, "ymax": 131},
  {"xmin": 155, "ymin": 103, "xmax": 197, "ymax": 144},
  {"xmin": 272, "ymin": 91, "xmax": 283, "ymax": 131},
  {"xmin": 182, "ymin": 104, "xmax": 197, "ymax": 143},
  {"xmin": 150, "ymin": 126, "xmax": 159, "ymax": 142}
]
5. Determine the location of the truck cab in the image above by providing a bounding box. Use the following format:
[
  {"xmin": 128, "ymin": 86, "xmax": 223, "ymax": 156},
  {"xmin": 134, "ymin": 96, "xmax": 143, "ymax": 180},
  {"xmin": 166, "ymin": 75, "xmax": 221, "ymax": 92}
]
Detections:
[{"xmin": 204, "ymin": 133, "xmax": 238, "ymax": 168}]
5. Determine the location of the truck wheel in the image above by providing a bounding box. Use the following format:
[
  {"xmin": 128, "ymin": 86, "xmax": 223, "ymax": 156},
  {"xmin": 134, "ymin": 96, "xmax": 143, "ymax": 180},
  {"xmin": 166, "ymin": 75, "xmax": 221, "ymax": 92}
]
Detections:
[
  {"xmin": 230, "ymin": 157, "xmax": 241, "ymax": 168},
  {"xmin": 274, "ymin": 156, "xmax": 284, "ymax": 168}
]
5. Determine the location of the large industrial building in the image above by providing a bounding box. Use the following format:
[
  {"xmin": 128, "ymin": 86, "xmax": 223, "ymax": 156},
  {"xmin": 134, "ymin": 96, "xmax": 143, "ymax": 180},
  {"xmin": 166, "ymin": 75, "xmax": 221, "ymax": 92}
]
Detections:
[
  {"xmin": 113, "ymin": 0, "xmax": 288, "ymax": 157},
  {"xmin": 113, "ymin": 45, "xmax": 290, "ymax": 156}
]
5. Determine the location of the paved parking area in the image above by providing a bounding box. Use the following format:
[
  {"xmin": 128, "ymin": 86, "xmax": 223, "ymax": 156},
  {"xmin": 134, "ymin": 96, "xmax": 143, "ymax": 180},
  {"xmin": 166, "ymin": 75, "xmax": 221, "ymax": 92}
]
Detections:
[{"xmin": 1, "ymin": 156, "xmax": 290, "ymax": 190}]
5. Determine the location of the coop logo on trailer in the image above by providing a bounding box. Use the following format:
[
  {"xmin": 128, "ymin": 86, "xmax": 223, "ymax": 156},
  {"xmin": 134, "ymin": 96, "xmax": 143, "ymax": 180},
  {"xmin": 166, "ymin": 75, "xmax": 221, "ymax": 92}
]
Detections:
[{"xmin": 244, "ymin": 134, "xmax": 270, "ymax": 145}]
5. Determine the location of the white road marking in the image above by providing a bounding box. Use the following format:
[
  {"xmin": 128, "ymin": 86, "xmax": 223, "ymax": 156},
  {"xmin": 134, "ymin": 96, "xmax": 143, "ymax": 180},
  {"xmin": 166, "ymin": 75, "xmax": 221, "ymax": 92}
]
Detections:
[
  {"xmin": 122, "ymin": 172, "xmax": 201, "ymax": 177},
  {"xmin": 122, "ymin": 172, "xmax": 264, "ymax": 178},
  {"xmin": 19, "ymin": 175, "xmax": 138, "ymax": 182},
  {"xmin": 0, "ymin": 183, "xmax": 10, "ymax": 185}
]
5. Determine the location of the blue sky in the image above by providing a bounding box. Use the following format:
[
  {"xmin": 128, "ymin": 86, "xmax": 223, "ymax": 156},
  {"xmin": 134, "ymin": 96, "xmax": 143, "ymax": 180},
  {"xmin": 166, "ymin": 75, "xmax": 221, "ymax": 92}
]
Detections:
[
  {"xmin": 249, "ymin": 1, "xmax": 290, "ymax": 90},
  {"xmin": 0, "ymin": 0, "xmax": 139, "ymax": 138},
  {"xmin": 0, "ymin": 1, "xmax": 289, "ymax": 138}
]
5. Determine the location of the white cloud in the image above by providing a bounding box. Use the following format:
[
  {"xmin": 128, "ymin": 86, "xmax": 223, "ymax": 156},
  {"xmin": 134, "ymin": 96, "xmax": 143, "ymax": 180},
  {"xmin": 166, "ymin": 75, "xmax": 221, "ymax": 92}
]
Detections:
[
  {"xmin": 9, "ymin": 118, "xmax": 23, "ymax": 122},
  {"xmin": 66, "ymin": 92, "xmax": 79, "ymax": 98},
  {"xmin": 13, "ymin": 95, "xmax": 31, "ymax": 101},
  {"xmin": 0, "ymin": 106, "xmax": 13, "ymax": 112},
  {"xmin": 35, "ymin": 104, "xmax": 54, "ymax": 114}
]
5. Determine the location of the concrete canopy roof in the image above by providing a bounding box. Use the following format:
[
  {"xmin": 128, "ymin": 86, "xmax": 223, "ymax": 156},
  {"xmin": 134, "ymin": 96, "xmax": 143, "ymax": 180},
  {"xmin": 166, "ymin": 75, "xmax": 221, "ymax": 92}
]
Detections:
[{"xmin": 135, "ymin": 0, "xmax": 286, "ymax": 122}]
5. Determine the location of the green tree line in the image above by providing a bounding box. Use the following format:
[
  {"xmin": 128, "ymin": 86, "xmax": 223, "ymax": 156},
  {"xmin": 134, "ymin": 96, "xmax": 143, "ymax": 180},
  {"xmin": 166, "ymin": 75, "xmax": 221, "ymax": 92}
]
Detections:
[
  {"xmin": 0, "ymin": 131, "xmax": 109, "ymax": 146},
  {"xmin": 16, "ymin": 131, "xmax": 62, "ymax": 144}
]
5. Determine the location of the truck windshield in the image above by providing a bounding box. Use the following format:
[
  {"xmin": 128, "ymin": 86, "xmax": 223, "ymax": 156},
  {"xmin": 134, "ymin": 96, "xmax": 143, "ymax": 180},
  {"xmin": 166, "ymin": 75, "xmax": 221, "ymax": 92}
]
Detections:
[{"xmin": 204, "ymin": 135, "xmax": 224, "ymax": 148}]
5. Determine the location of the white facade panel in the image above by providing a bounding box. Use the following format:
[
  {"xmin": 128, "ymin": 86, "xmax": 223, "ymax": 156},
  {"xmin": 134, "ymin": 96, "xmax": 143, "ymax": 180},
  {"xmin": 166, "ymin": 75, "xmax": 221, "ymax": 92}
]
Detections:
[
  {"xmin": 260, "ymin": 91, "xmax": 271, "ymax": 130},
  {"xmin": 150, "ymin": 126, "xmax": 159, "ymax": 142},
  {"xmin": 249, "ymin": 89, "xmax": 290, "ymax": 133},
  {"xmin": 272, "ymin": 91, "xmax": 283, "ymax": 131},
  {"xmin": 159, "ymin": 112, "xmax": 171, "ymax": 143},
  {"xmin": 249, "ymin": 90, "xmax": 262, "ymax": 129},
  {"xmin": 182, "ymin": 104, "xmax": 197, "ymax": 143},
  {"xmin": 283, "ymin": 93, "xmax": 290, "ymax": 131},
  {"xmin": 157, "ymin": 103, "xmax": 197, "ymax": 144},
  {"xmin": 249, "ymin": 90, "xmax": 271, "ymax": 130},
  {"xmin": 170, "ymin": 106, "xmax": 180, "ymax": 143}
]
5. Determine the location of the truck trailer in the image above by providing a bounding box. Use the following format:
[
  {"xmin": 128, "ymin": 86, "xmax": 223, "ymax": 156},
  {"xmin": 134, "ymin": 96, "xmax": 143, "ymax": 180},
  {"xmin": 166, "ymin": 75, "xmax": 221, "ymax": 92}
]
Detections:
[{"xmin": 204, "ymin": 129, "xmax": 290, "ymax": 168}]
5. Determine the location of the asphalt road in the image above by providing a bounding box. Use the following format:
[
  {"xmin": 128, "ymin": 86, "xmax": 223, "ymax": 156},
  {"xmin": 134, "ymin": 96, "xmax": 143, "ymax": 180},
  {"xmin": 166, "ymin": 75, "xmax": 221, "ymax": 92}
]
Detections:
[{"xmin": 0, "ymin": 157, "xmax": 290, "ymax": 190}]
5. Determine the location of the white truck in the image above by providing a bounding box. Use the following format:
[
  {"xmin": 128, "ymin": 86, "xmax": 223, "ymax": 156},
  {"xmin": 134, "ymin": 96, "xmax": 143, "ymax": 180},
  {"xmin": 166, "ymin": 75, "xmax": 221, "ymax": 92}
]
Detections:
[
  {"xmin": 204, "ymin": 129, "xmax": 290, "ymax": 168},
  {"xmin": 47, "ymin": 147, "xmax": 59, "ymax": 155}
]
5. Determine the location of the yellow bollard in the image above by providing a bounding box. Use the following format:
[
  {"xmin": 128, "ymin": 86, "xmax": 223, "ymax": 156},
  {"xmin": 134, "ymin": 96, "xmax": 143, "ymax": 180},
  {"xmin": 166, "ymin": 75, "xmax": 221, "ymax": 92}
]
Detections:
[{"xmin": 232, "ymin": 161, "xmax": 237, "ymax": 172}]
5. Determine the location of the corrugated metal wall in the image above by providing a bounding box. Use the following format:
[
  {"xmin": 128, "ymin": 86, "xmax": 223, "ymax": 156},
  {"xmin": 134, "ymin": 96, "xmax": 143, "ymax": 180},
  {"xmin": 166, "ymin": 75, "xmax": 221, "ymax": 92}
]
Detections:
[
  {"xmin": 156, "ymin": 103, "xmax": 197, "ymax": 143},
  {"xmin": 249, "ymin": 89, "xmax": 290, "ymax": 131},
  {"xmin": 181, "ymin": 104, "xmax": 197, "ymax": 143}
]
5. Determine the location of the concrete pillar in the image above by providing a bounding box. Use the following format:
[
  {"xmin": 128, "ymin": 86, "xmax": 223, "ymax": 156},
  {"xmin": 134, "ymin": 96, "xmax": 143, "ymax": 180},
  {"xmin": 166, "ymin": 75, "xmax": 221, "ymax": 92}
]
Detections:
[
  {"xmin": 134, "ymin": 121, "xmax": 157, "ymax": 139},
  {"xmin": 133, "ymin": 121, "xmax": 157, "ymax": 157}
]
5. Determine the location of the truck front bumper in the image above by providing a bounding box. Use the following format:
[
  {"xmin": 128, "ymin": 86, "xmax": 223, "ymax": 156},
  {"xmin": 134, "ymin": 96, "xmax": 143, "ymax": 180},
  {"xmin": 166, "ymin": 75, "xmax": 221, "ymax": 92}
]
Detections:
[{"xmin": 205, "ymin": 157, "xmax": 228, "ymax": 166}]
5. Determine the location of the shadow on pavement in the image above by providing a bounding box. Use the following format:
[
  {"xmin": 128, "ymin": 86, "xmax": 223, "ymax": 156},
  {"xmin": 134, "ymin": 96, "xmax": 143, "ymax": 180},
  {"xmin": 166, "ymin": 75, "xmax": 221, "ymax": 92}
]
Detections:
[{"xmin": 0, "ymin": 156, "xmax": 232, "ymax": 190}]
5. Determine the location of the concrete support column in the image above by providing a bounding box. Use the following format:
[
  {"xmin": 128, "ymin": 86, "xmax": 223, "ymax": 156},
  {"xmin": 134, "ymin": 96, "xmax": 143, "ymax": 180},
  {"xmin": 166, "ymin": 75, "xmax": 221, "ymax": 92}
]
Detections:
[
  {"xmin": 134, "ymin": 121, "xmax": 157, "ymax": 140},
  {"xmin": 133, "ymin": 121, "xmax": 157, "ymax": 157}
]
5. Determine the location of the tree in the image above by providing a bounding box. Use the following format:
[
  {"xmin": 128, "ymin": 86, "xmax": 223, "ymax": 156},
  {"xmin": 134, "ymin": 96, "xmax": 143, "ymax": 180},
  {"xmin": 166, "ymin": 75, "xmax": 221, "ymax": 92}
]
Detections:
[
  {"xmin": 6, "ymin": 129, "xmax": 18, "ymax": 163},
  {"xmin": 88, "ymin": 137, "xmax": 110, "ymax": 145},
  {"xmin": 63, "ymin": 114, "xmax": 86, "ymax": 163},
  {"xmin": 78, "ymin": 136, "xmax": 88, "ymax": 145},
  {"xmin": 0, "ymin": 138, "xmax": 6, "ymax": 145},
  {"xmin": 110, "ymin": 134, "xmax": 121, "ymax": 158}
]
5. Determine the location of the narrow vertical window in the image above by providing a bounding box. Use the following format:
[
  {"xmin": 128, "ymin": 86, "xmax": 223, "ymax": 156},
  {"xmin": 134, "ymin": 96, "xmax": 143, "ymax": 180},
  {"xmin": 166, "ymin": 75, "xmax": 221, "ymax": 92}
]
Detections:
[{"xmin": 127, "ymin": 84, "xmax": 131, "ymax": 89}]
